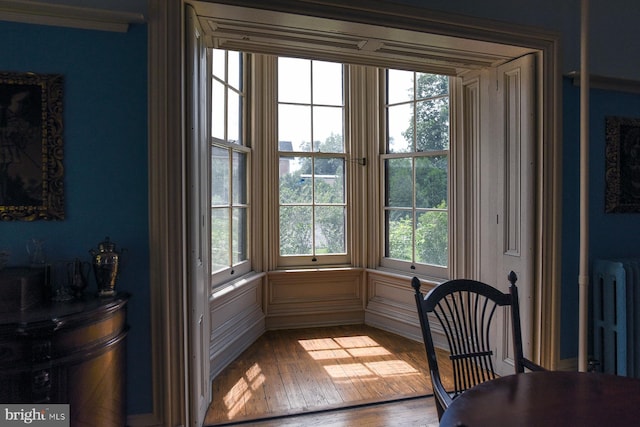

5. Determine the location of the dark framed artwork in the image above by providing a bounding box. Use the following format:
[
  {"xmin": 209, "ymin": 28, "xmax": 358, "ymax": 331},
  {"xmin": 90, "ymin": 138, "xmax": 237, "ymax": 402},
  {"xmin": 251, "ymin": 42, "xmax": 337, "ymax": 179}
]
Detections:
[
  {"xmin": 0, "ymin": 71, "xmax": 64, "ymax": 221},
  {"xmin": 605, "ymin": 116, "xmax": 640, "ymax": 213}
]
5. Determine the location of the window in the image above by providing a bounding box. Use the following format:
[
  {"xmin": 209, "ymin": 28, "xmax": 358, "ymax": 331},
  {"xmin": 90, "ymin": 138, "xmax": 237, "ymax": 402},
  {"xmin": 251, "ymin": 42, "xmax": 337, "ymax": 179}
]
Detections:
[
  {"xmin": 276, "ymin": 57, "xmax": 349, "ymax": 267},
  {"xmin": 207, "ymin": 47, "xmax": 454, "ymax": 277},
  {"xmin": 210, "ymin": 49, "xmax": 250, "ymax": 285},
  {"xmin": 381, "ymin": 70, "xmax": 449, "ymax": 277}
]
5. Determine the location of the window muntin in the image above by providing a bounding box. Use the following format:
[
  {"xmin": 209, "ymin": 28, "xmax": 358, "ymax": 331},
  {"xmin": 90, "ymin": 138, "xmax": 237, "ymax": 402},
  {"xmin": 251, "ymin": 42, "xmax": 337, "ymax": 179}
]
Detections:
[
  {"xmin": 277, "ymin": 57, "xmax": 348, "ymax": 266},
  {"xmin": 382, "ymin": 70, "xmax": 449, "ymax": 276},
  {"xmin": 211, "ymin": 49, "xmax": 250, "ymax": 285},
  {"xmin": 212, "ymin": 49, "xmax": 243, "ymax": 144}
]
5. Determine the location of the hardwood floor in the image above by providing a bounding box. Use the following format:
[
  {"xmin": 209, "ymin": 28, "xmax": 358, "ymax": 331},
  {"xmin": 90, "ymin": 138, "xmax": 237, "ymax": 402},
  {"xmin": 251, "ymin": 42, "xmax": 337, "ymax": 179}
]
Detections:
[
  {"xmin": 205, "ymin": 324, "xmax": 440, "ymax": 426},
  {"xmin": 213, "ymin": 395, "xmax": 440, "ymax": 427}
]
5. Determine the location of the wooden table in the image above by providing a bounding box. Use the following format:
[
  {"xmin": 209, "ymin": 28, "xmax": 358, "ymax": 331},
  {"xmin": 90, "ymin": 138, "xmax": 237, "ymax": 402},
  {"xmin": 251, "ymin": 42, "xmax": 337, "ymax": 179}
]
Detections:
[{"xmin": 439, "ymin": 370, "xmax": 640, "ymax": 427}]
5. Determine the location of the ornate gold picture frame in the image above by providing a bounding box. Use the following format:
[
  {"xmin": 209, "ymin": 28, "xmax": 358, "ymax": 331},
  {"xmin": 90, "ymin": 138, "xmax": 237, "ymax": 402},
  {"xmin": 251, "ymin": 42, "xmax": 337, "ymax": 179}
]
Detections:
[
  {"xmin": 0, "ymin": 71, "xmax": 64, "ymax": 220},
  {"xmin": 605, "ymin": 116, "xmax": 640, "ymax": 213}
]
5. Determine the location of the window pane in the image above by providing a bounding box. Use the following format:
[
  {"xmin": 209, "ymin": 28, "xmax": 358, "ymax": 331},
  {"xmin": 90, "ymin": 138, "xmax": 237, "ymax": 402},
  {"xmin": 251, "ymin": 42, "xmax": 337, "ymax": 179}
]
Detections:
[
  {"xmin": 386, "ymin": 209, "xmax": 412, "ymax": 261},
  {"xmin": 313, "ymin": 106, "xmax": 343, "ymax": 152},
  {"xmin": 279, "ymin": 104, "xmax": 311, "ymax": 152},
  {"xmin": 211, "ymin": 208, "xmax": 230, "ymax": 273},
  {"xmin": 232, "ymin": 151, "xmax": 247, "ymax": 204},
  {"xmin": 279, "ymin": 156, "xmax": 312, "ymax": 204},
  {"xmin": 386, "ymin": 158, "xmax": 413, "ymax": 207},
  {"xmin": 314, "ymin": 158, "xmax": 344, "ymax": 203},
  {"xmin": 416, "ymin": 72, "xmax": 448, "ymax": 99},
  {"xmin": 313, "ymin": 61, "xmax": 343, "ymax": 106},
  {"xmin": 387, "ymin": 103, "xmax": 413, "ymax": 153},
  {"xmin": 315, "ymin": 206, "xmax": 345, "ymax": 254},
  {"xmin": 212, "ymin": 49, "xmax": 226, "ymax": 81},
  {"xmin": 280, "ymin": 206, "xmax": 312, "ymax": 255},
  {"xmin": 228, "ymin": 51, "xmax": 241, "ymax": 90},
  {"xmin": 387, "ymin": 69, "xmax": 414, "ymax": 104},
  {"xmin": 211, "ymin": 146, "xmax": 229, "ymax": 205},
  {"xmin": 232, "ymin": 207, "xmax": 247, "ymax": 264},
  {"xmin": 415, "ymin": 98, "xmax": 449, "ymax": 151},
  {"xmin": 278, "ymin": 57, "xmax": 311, "ymax": 103},
  {"xmin": 227, "ymin": 89, "xmax": 241, "ymax": 144},
  {"xmin": 416, "ymin": 210, "xmax": 448, "ymax": 266},
  {"xmin": 211, "ymin": 80, "xmax": 225, "ymax": 140},
  {"xmin": 415, "ymin": 156, "xmax": 448, "ymax": 209}
]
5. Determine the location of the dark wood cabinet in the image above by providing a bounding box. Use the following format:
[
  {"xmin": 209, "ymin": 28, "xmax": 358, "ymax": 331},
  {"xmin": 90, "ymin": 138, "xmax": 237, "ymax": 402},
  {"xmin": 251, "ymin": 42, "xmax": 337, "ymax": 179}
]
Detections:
[{"xmin": 0, "ymin": 292, "xmax": 129, "ymax": 426}]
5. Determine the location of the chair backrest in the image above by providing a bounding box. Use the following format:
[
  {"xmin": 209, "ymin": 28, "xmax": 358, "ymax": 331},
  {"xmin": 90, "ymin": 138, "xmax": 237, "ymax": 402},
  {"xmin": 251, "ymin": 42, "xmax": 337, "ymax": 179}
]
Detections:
[{"xmin": 412, "ymin": 271, "xmax": 531, "ymax": 417}]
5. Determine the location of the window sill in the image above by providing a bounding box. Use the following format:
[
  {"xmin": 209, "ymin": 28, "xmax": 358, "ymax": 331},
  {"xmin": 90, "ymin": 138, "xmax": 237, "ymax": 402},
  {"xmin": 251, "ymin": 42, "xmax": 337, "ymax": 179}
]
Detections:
[
  {"xmin": 366, "ymin": 266, "xmax": 444, "ymax": 287},
  {"xmin": 211, "ymin": 271, "xmax": 266, "ymax": 300},
  {"xmin": 269, "ymin": 266, "xmax": 364, "ymax": 274}
]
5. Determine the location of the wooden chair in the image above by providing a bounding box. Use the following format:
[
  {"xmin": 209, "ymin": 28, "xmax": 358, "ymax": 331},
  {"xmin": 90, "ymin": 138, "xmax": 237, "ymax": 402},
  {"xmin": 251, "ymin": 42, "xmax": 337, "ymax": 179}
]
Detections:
[{"xmin": 412, "ymin": 271, "xmax": 544, "ymax": 420}]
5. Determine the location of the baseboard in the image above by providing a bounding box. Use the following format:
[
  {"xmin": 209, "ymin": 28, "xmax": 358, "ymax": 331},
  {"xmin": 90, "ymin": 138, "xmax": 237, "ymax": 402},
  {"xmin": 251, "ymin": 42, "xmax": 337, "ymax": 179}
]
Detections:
[{"xmin": 364, "ymin": 310, "xmax": 422, "ymax": 343}]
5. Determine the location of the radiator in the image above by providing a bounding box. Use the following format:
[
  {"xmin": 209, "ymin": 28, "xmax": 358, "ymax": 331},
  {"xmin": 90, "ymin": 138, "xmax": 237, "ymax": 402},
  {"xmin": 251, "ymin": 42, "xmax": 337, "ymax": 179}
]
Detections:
[{"xmin": 592, "ymin": 259, "xmax": 640, "ymax": 377}]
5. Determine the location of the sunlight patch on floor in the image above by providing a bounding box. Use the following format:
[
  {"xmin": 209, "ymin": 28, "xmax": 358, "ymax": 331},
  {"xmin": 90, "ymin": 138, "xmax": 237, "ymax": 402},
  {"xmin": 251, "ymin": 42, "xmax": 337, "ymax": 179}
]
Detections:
[
  {"xmin": 224, "ymin": 363, "xmax": 266, "ymax": 419},
  {"xmin": 308, "ymin": 348, "xmax": 352, "ymax": 360},
  {"xmin": 298, "ymin": 338, "xmax": 341, "ymax": 351},
  {"xmin": 324, "ymin": 362, "xmax": 376, "ymax": 379},
  {"xmin": 366, "ymin": 360, "xmax": 418, "ymax": 376},
  {"xmin": 302, "ymin": 334, "xmax": 421, "ymax": 381},
  {"xmin": 347, "ymin": 346, "xmax": 391, "ymax": 357},
  {"xmin": 300, "ymin": 335, "xmax": 392, "ymax": 360}
]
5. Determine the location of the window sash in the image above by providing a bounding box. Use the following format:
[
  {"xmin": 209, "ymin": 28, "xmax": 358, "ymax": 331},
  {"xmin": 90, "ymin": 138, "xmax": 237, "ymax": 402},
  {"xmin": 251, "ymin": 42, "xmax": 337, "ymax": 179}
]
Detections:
[
  {"xmin": 210, "ymin": 49, "xmax": 251, "ymax": 288},
  {"xmin": 275, "ymin": 58, "xmax": 350, "ymax": 267},
  {"xmin": 380, "ymin": 70, "xmax": 450, "ymax": 278}
]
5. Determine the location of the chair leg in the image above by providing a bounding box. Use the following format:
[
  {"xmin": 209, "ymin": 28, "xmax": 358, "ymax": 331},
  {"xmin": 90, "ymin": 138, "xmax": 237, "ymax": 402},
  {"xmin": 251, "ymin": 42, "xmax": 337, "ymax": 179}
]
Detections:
[{"xmin": 435, "ymin": 398, "xmax": 445, "ymax": 420}]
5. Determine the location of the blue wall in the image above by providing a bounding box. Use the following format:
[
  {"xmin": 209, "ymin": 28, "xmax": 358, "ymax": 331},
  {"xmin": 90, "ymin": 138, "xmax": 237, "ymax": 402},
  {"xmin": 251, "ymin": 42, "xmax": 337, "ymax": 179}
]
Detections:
[
  {"xmin": 0, "ymin": 21, "xmax": 150, "ymax": 414},
  {"xmin": 561, "ymin": 78, "xmax": 640, "ymax": 359}
]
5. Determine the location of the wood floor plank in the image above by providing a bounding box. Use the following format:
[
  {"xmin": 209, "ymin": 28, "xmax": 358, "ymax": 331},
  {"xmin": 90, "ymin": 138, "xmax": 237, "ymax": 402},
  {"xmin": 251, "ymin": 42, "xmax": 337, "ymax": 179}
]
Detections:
[
  {"xmin": 277, "ymin": 361, "xmax": 309, "ymax": 411},
  {"xmin": 240, "ymin": 363, "xmax": 270, "ymax": 419},
  {"xmin": 321, "ymin": 352, "xmax": 368, "ymax": 404},
  {"xmin": 260, "ymin": 359, "xmax": 292, "ymax": 415},
  {"xmin": 206, "ymin": 324, "xmax": 436, "ymax": 425},
  {"xmin": 222, "ymin": 396, "xmax": 440, "ymax": 427},
  {"xmin": 291, "ymin": 358, "xmax": 336, "ymax": 409}
]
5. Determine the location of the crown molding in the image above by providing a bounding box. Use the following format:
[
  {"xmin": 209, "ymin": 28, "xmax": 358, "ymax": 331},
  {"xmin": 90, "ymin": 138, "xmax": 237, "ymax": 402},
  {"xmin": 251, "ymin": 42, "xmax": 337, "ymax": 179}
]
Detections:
[
  {"xmin": 0, "ymin": 0, "xmax": 146, "ymax": 32},
  {"xmin": 567, "ymin": 71, "xmax": 640, "ymax": 95}
]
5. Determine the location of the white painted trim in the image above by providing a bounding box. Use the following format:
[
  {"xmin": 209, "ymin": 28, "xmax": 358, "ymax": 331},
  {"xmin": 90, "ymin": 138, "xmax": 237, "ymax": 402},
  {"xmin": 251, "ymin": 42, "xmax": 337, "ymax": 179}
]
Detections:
[
  {"xmin": 567, "ymin": 71, "xmax": 640, "ymax": 95},
  {"xmin": 0, "ymin": 0, "xmax": 145, "ymax": 32},
  {"xmin": 148, "ymin": 0, "xmax": 186, "ymax": 426}
]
